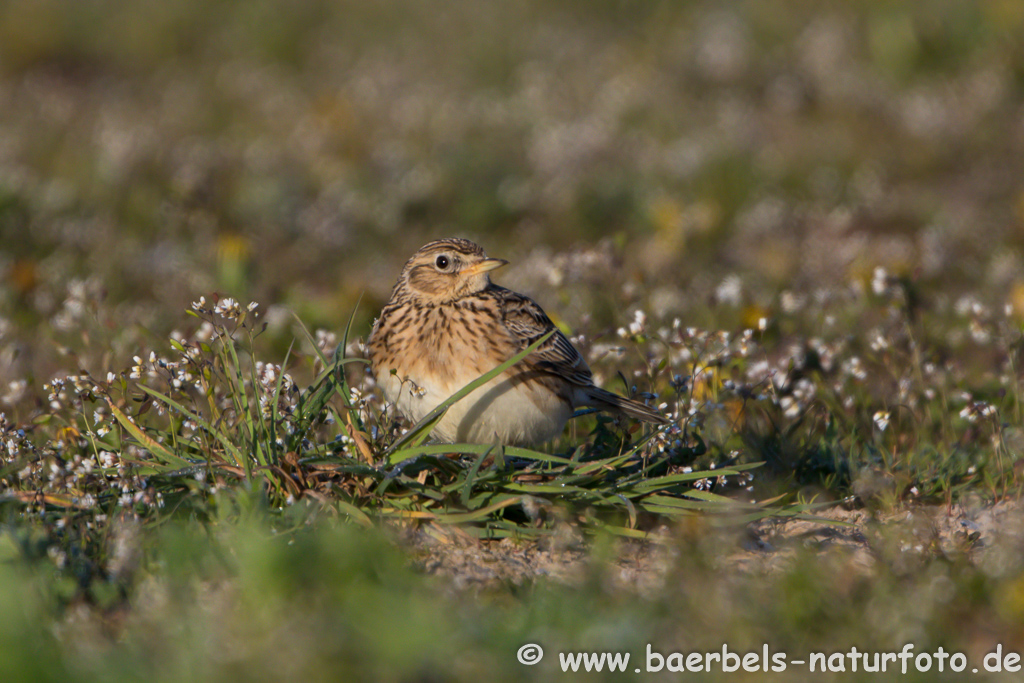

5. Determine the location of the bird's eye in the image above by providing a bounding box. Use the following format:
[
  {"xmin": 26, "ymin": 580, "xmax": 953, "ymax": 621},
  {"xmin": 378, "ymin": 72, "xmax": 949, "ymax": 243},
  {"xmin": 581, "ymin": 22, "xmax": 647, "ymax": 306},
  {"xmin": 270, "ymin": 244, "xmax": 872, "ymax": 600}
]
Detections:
[{"xmin": 435, "ymin": 255, "xmax": 450, "ymax": 270}]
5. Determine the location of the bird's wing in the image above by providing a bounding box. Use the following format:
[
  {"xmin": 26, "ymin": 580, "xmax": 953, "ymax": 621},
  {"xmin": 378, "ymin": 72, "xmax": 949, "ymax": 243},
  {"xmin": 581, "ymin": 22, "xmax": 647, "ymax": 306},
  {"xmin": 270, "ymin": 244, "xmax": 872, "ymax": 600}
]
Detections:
[{"xmin": 490, "ymin": 287, "xmax": 594, "ymax": 387}]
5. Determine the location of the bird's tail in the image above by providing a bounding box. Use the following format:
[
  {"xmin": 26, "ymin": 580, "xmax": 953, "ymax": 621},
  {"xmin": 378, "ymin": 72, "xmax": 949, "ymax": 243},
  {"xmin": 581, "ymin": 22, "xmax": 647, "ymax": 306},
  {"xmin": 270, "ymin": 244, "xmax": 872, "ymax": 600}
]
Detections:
[{"xmin": 586, "ymin": 386, "xmax": 670, "ymax": 425}]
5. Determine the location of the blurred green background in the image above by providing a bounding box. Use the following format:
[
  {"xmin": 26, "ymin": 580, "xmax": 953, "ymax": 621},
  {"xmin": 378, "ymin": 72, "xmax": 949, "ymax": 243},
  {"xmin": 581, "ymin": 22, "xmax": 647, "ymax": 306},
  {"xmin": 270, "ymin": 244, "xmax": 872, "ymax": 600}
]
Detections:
[
  {"xmin": 3, "ymin": 0, "xmax": 1024, "ymax": 385},
  {"xmin": 3, "ymin": 2, "xmax": 1024, "ymax": 680}
]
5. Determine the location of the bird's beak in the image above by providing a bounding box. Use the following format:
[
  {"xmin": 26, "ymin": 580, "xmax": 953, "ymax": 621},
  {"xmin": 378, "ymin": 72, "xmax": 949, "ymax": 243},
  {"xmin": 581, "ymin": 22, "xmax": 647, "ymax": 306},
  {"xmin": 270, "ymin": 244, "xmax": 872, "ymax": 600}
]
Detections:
[{"xmin": 464, "ymin": 258, "xmax": 509, "ymax": 276}]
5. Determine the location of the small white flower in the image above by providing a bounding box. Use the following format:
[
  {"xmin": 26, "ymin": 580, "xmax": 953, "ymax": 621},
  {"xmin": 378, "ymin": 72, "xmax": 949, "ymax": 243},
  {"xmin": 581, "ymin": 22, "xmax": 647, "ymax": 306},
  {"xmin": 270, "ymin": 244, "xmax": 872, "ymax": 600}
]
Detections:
[
  {"xmin": 627, "ymin": 309, "xmax": 647, "ymax": 336},
  {"xmin": 715, "ymin": 275, "xmax": 743, "ymax": 306},
  {"xmin": 214, "ymin": 297, "xmax": 240, "ymax": 319},
  {"xmin": 842, "ymin": 356, "xmax": 867, "ymax": 381},
  {"xmin": 871, "ymin": 266, "xmax": 889, "ymax": 295},
  {"xmin": 780, "ymin": 290, "xmax": 806, "ymax": 314}
]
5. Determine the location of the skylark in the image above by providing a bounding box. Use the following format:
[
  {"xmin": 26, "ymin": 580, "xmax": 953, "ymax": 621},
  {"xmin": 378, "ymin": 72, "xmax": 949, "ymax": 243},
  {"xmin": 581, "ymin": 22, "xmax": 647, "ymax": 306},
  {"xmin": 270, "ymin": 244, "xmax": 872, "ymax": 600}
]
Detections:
[{"xmin": 367, "ymin": 238, "xmax": 669, "ymax": 446}]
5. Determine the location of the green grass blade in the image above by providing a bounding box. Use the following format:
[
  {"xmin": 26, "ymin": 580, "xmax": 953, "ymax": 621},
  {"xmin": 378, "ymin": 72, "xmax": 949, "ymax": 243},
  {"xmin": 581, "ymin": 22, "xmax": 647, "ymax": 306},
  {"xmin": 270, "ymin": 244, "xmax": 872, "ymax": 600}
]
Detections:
[
  {"xmin": 432, "ymin": 496, "xmax": 524, "ymax": 524},
  {"xmin": 459, "ymin": 445, "xmax": 496, "ymax": 508},
  {"xmin": 265, "ymin": 340, "xmax": 294, "ymax": 462},
  {"xmin": 597, "ymin": 525, "xmax": 655, "ymax": 540},
  {"xmin": 679, "ymin": 488, "xmax": 749, "ymax": 504},
  {"xmin": 292, "ymin": 305, "xmax": 370, "ymax": 452},
  {"xmin": 383, "ymin": 330, "xmax": 555, "ymax": 457},
  {"xmin": 137, "ymin": 385, "xmax": 248, "ymax": 469},
  {"xmin": 338, "ymin": 293, "xmax": 363, "ymax": 403},
  {"xmin": 333, "ymin": 498, "xmax": 373, "ymax": 526},
  {"xmin": 220, "ymin": 328, "xmax": 260, "ymax": 471},
  {"xmin": 628, "ymin": 468, "xmax": 743, "ymax": 491},
  {"xmin": 105, "ymin": 398, "xmax": 196, "ymax": 470},
  {"xmin": 387, "ymin": 442, "xmax": 571, "ymax": 466}
]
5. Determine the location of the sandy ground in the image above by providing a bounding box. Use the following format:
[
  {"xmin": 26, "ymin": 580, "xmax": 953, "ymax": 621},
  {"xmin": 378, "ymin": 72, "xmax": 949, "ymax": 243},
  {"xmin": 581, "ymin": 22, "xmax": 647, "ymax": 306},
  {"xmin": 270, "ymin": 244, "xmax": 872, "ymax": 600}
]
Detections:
[{"xmin": 408, "ymin": 499, "xmax": 1024, "ymax": 591}]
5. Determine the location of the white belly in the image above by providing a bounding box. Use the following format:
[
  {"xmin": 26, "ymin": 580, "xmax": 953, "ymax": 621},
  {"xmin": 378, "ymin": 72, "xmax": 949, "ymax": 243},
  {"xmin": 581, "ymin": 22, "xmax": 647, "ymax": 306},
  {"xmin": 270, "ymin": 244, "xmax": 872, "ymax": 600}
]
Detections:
[{"xmin": 377, "ymin": 370, "xmax": 571, "ymax": 446}]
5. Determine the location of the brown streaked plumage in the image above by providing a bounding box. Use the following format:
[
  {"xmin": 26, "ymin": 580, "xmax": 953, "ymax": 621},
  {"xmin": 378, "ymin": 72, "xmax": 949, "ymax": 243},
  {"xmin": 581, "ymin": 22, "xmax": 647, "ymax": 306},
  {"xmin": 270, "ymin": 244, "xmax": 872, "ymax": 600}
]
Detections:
[{"xmin": 366, "ymin": 238, "xmax": 669, "ymax": 446}]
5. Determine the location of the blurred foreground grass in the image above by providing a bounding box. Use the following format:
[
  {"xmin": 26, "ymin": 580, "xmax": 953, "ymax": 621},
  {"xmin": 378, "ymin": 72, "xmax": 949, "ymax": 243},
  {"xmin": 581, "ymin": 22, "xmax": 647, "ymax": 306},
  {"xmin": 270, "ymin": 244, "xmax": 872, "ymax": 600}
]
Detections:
[
  {"xmin": 3, "ymin": 0, "xmax": 1024, "ymax": 681},
  {"xmin": 3, "ymin": 501, "xmax": 1024, "ymax": 683}
]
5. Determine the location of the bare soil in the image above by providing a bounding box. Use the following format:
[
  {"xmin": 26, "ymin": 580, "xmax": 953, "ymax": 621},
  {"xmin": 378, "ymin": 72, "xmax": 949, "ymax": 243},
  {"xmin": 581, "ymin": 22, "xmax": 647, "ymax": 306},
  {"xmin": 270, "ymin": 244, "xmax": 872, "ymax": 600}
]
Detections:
[{"xmin": 408, "ymin": 500, "xmax": 1024, "ymax": 591}]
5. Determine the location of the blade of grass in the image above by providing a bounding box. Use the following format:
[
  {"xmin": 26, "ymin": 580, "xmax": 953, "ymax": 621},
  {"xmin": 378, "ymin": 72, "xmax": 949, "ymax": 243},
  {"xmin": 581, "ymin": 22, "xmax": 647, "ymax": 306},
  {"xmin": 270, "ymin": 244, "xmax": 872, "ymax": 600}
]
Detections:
[
  {"xmin": 106, "ymin": 398, "xmax": 196, "ymax": 470},
  {"xmin": 333, "ymin": 498, "xmax": 373, "ymax": 526},
  {"xmin": 291, "ymin": 304, "xmax": 369, "ymax": 449},
  {"xmin": 136, "ymin": 385, "xmax": 248, "ymax": 469},
  {"xmin": 642, "ymin": 493, "xmax": 742, "ymax": 510},
  {"xmin": 502, "ymin": 482, "xmax": 595, "ymax": 495},
  {"xmin": 627, "ymin": 467, "xmax": 748, "ymax": 491},
  {"xmin": 219, "ymin": 327, "xmax": 259, "ymax": 473},
  {"xmin": 337, "ymin": 293, "xmax": 363, "ymax": 408},
  {"xmin": 459, "ymin": 445, "xmax": 496, "ymax": 508},
  {"xmin": 293, "ymin": 298, "xmax": 366, "ymax": 417},
  {"xmin": 387, "ymin": 442, "xmax": 571, "ymax": 466},
  {"xmin": 678, "ymin": 488, "xmax": 751, "ymax": 504},
  {"xmin": 383, "ymin": 330, "xmax": 555, "ymax": 457},
  {"xmin": 457, "ymin": 525, "xmax": 548, "ymax": 540},
  {"xmin": 264, "ymin": 339, "xmax": 294, "ymax": 464},
  {"xmin": 433, "ymin": 496, "xmax": 524, "ymax": 524},
  {"xmin": 592, "ymin": 524, "xmax": 654, "ymax": 540},
  {"xmin": 573, "ymin": 452, "xmax": 644, "ymax": 475}
]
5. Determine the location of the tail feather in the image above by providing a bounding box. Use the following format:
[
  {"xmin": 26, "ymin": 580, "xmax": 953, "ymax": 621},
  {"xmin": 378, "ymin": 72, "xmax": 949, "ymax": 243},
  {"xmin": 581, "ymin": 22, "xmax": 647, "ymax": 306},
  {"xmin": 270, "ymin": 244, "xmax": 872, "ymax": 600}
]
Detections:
[{"xmin": 585, "ymin": 386, "xmax": 670, "ymax": 425}]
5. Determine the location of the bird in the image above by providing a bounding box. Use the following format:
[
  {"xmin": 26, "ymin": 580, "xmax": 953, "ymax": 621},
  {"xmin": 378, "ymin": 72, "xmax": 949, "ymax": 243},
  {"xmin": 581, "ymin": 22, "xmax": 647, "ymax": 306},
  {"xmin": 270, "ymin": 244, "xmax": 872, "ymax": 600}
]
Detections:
[{"xmin": 366, "ymin": 238, "xmax": 669, "ymax": 446}]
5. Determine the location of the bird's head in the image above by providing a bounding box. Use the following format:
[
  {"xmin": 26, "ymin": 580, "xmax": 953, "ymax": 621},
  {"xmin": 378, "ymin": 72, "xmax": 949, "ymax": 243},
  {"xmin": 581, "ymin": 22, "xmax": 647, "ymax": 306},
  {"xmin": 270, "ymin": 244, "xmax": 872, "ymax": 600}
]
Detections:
[{"xmin": 394, "ymin": 238, "xmax": 508, "ymax": 305}]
